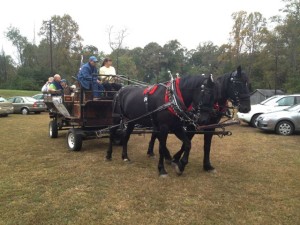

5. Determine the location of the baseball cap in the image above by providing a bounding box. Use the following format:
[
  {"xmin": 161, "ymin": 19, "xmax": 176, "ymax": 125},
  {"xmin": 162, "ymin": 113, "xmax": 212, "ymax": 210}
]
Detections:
[
  {"xmin": 60, "ymin": 79, "xmax": 67, "ymax": 83},
  {"xmin": 89, "ymin": 56, "xmax": 98, "ymax": 62}
]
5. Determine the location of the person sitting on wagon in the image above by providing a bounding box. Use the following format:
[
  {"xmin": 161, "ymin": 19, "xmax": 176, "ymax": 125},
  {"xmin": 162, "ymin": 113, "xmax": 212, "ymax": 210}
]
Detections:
[
  {"xmin": 48, "ymin": 74, "xmax": 63, "ymax": 96},
  {"xmin": 60, "ymin": 79, "xmax": 75, "ymax": 95},
  {"xmin": 41, "ymin": 76, "xmax": 54, "ymax": 93},
  {"xmin": 99, "ymin": 58, "xmax": 121, "ymax": 93},
  {"xmin": 78, "ymin": 56, "xmax": 104, "ymax": 99}
]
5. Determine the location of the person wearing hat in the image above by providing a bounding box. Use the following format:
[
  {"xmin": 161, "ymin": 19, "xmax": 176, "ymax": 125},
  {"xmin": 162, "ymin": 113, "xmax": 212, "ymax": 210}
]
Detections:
[
  {"xmin": 60, "ymin": 79, "xmax": 75, "ymax": 95},
  {"xmin": 77, "ymin": 56, "xmax": 104, "ymax": 98}
]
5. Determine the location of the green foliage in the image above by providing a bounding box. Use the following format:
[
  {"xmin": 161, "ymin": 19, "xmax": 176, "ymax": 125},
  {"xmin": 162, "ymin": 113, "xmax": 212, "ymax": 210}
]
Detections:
[{"xmin": 1, "ymin": 5, "xmax": 300, "ymax": 93}]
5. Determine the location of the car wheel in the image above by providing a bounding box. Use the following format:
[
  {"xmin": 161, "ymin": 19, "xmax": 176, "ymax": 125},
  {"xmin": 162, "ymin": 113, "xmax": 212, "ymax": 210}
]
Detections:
[
  {"xmin": 251, "ymin": 114, "xmax": 261, "ymax": 127},
  {"xmin": 49, "ymin": 120, "xmax": 58, "ymax": 138},
  {"xmin": 21, "ymin": 108, "xmax": 29, "ymax": 115},
  {"xmin": 67, "ymin": 128, "xmax": 82, "ymax": 151},
  {"xmin": 276, "ymin": 121, "xmax": 294, "ymax": 136}
]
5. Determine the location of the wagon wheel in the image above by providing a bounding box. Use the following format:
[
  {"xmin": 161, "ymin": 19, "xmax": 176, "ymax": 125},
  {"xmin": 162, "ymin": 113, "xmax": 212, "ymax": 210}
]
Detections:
[
  {"xmin": 49, "ymin": 120, "xmax": 58, "ymax": 138},
  {"xmin": 67, "ymin": 128, "xmax": 82, "ymax": 151}
]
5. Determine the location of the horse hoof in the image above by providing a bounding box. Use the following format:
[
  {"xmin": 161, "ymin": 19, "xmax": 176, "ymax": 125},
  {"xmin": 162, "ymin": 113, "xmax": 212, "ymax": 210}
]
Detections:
[
  {"xmin": 159, "ymin": 173, "xmax": 169, "ymax": 178},
  {"xmin": 174, "ymin": 162, "xmax": 183, "ymax": 176},
  {"xmin": 123, "ymin": 158, "xmax": 130, "ymax": 162},
  {"xmin": 105, "ymin": 157, "xmax": 112, "ymax": 161},
  {"xmin": 147, "ymin": 154, "xmax": 156, "ymax": 159},
  {"xmin": 208, "ymin": 169, "xmax": 217, "ymax": 173},
  {"xmin": 203, "ymin": 165, "xmax": 216, "ymax": 172}
]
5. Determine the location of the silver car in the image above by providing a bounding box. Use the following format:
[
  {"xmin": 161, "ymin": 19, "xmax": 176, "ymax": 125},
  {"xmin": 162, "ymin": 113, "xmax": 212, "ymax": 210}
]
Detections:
[
  {"xmin": 256, "ymin": 104, "xmax": 300, "ymax": 135},
  {"xmin": 7, "ymin": 96, "xmax": 47, "ymax": 115},
  {"xmin": 0, "ymin": 97, "xmax": 14, "ymax": 116}
]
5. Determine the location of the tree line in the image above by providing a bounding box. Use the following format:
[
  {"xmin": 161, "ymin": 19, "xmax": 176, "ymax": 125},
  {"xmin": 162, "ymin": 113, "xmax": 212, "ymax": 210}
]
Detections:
[{"xmin": 0, "ymin": 0, "xmax": 299, "ymax": 93}]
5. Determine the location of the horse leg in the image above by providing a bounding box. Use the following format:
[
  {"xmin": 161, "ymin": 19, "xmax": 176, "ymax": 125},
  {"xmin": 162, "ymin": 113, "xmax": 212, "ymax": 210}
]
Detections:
[
  {"xmin": 172, "ymin": 132, "xmax": 194, "ymax": 164},
  {"xmin": 172, "ymin": 128, "xmax": 192, "ymax": 175},
  {"xmin": 106, "ymin": 127, "xmax": 117, "ymax": 160},
  {"xmin": 147, "ymin": 132, "xmax": 172, "ymax": 164},
  {"xmin": 147, "ymin": 132, "xmax": 157, "ymax": 157},
  {"xmin": 203, "ymin": 130, "xmax": 215, "ymax": 172},
  {"xmin": 121, "ymin": 123, "xmax": 135, "ymax": 162},
  {"xmin": 157, "ymin": 125, "xmax": 169, "ymax": 177}
]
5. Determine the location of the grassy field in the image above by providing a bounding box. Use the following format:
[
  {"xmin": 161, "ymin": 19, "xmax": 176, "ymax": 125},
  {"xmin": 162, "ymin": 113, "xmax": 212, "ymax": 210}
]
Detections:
[
  {"xmin": 0, "ymin": 89, "xmax": 40, "ymax": 98},
  {"xmin": 0, "ymin": 113, "xmax": 299, "ymax": 225}
]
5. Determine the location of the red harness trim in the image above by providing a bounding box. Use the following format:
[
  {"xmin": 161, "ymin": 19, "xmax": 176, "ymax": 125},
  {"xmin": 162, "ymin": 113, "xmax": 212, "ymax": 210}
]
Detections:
[
  {"xmin": 165, "ymin": 78, "xmax": 192, "ymax": 115},
  {"xmin": 214, "ymin": 102, "xmax": 227, "ymax": 113},
  {"xmin": 143, "ymin": 85, "xmax": 159, "ymax": 95}
]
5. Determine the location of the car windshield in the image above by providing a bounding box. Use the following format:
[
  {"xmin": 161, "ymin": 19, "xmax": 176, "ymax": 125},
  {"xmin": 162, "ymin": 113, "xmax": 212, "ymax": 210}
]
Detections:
[
  {"xmin": 23, "ymin": 97, "xmax": 36, "ymax": 102},
  {"xmin": 33, "ymin": 94, "xmax": 42, "ymax": 99},
  {"xmin": 0, "ymin": 97, "xmax": 8, "ymax": 102},
  {"xmin": 285, "ymin": 104, "xmax": 300, "ymax": 111},
  {"xmin": 261, "ymin": 96, "xmax": 283, "ymax": 106}
]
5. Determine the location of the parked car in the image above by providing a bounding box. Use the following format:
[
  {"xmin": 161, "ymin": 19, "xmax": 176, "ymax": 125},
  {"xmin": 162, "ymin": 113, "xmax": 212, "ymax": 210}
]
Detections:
[
  {"xmin": 32, "ymin": 93, "xmax": 44, "ymax": 102},
  {"xmin": 256, "ymin": 104, "xmax": 300, "ymax": 135},
  {"xmin": 7, "ymin": 96, "xmax": 47, "ymax": 115},
  {"xmin": 237, "ymin": 94, "xmax": 300, "ymax": 127},
  {"xmin": 0, "ymin": 97, "xmax": 14, "ymax": 117}
]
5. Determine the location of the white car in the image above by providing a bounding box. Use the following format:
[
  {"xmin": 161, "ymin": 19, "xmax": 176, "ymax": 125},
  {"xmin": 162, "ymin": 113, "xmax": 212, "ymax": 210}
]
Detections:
[{"xmin": 237, "ymin": 94, "xmax": 300, "ymax": 127}]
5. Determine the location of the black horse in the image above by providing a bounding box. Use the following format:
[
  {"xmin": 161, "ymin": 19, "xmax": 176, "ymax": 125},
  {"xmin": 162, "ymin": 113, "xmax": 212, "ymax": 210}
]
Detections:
[
  {"xmin": 106, "ymin": 75, "xmax": 215, "ymax": 177},
  {"xmin": 147, "ymin": 66, "xmax": 251, "ymax": 172}
]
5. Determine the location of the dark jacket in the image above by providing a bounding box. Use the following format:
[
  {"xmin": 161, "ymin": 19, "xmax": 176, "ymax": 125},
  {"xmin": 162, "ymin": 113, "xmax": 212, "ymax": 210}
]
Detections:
[
  {"xmin": 77, "ymin": 62, "xmax": 98, "ymax": 89},
  {"xmin": 50, "ymin": 81, "xmax": 63, "ymax": 96}
]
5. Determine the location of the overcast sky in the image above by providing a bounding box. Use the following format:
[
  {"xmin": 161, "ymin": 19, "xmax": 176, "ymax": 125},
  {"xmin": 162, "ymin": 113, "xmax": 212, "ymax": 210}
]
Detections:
[{"xmin": 0, "ymin": 0, "xmax": 285, "ymax": 58}]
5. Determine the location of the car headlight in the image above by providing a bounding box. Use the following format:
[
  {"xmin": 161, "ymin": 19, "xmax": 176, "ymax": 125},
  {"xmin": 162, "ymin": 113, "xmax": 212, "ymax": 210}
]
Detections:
[{"xmin": 0, "ymin": 107, "xmax": 2, "ymax": 110}]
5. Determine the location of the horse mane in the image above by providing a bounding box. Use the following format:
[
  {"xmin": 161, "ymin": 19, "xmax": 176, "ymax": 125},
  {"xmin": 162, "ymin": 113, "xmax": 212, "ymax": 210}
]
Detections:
[
  {"xmin": 179, "ymin": 75, "xmax": 207, "ymax": 90},
  {"xmin": 215, "ymin": 72, "xmax": 231, "ymax": 102}
]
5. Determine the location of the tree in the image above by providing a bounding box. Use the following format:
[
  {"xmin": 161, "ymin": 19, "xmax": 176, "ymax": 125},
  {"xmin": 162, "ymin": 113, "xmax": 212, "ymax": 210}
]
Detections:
[
  {"xmin": 5, "ymin": 26, "xmax": 29, "ymax": 65},
  {"xmin": 0, "ymin": 49, "xmax": 16, "ymax": 88},
  {"xmin": 107, "ymin": 26, "xmax": 128, "ymax": 74},
  {"xmin": 279, "ymin": 0, "xmax": 300, "ymax": 92},
  {"xmin": 230, "ymin": 11, "xmax": 248, "ymax": 62},
  {"xmin": 188, "ymin": 41, "xmax": 219, "ymax": 75},
  {"xmin": 39, "ymin": 14, "xmax": 83, "ymax": 79}
]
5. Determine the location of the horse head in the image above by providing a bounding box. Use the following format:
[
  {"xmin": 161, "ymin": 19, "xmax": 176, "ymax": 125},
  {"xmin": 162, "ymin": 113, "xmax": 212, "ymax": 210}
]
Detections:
[
  {"xmin": 228, "ymin": 66, "xmax": 251, "ymax": 113},
  {"xmin": 193, "ymin": 74, "xmax": 215, "ymax": 124}
]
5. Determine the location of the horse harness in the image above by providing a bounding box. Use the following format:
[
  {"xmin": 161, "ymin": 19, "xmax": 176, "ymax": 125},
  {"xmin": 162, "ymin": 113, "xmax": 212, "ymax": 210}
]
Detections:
[{"xmin": 143, "ymin": 78, "xmax": 210, "ymax": 128}]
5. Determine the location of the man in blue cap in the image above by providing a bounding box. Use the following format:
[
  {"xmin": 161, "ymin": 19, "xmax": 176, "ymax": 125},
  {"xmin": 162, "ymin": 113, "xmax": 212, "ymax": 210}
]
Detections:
[{"xmin": 78, "ymin": 56, "xmax": 104, "ymax": 99}]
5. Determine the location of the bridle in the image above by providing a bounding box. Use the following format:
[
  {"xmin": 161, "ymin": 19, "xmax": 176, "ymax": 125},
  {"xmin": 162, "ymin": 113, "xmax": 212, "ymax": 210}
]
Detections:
[
  {"xmin": 229, "ymin": 70, "xmax": 250, "ymax": 107},
  {"xmin": 194, "ymin": 83, "xmax": 215, "ymax": 115}
]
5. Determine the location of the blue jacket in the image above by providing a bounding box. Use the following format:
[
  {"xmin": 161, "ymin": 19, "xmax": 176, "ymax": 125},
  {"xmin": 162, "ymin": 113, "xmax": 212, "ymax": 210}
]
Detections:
[{"xmin": 77, "ymin": 62, "xmax": 98, "ymax": 89}]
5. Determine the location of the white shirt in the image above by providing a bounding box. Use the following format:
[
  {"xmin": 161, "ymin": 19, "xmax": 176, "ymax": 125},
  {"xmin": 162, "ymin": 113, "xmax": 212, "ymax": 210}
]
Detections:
[{"xmin": 99, "ymin": 66, "xmax": 116, "ymax": 82}]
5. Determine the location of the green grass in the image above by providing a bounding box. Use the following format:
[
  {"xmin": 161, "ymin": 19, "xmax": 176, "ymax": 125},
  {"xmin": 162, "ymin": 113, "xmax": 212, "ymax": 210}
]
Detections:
[
  {"xmin": 0, "ymin": 89, "xmax": 40, "ymax": 98},
  {"xmin": 0, "ymin": 114, "xmax": 299, "ymax": 225}
]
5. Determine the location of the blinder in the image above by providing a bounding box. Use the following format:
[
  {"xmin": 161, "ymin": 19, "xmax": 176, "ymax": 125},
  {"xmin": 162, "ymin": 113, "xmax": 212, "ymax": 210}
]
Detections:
[{"xmin": 229, "ymin": 70, "xmax": 250, "ymax": 107}]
